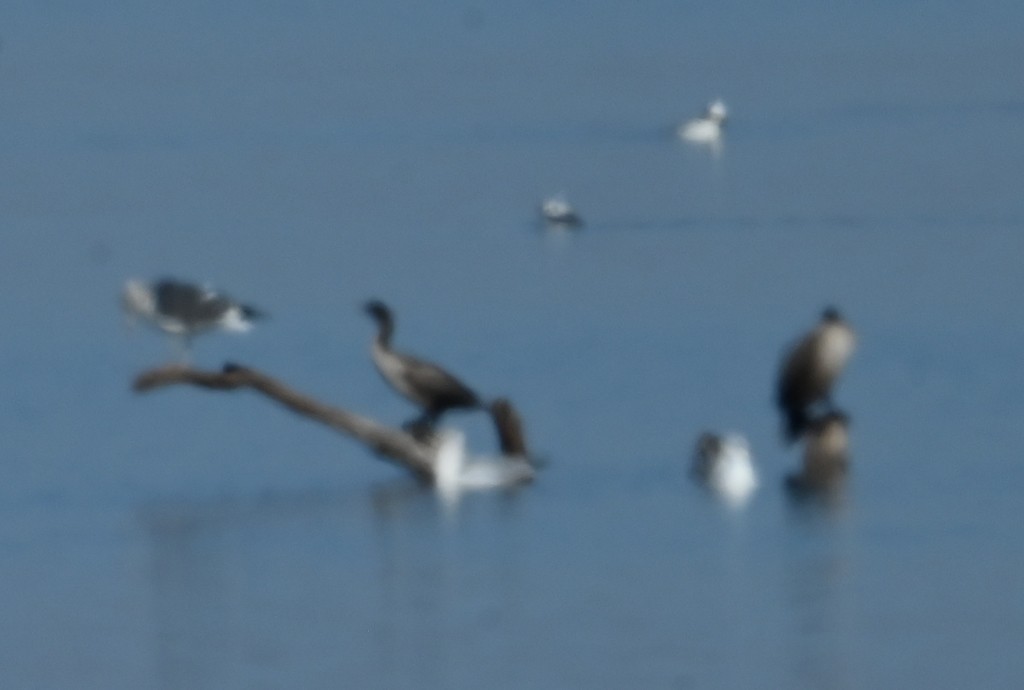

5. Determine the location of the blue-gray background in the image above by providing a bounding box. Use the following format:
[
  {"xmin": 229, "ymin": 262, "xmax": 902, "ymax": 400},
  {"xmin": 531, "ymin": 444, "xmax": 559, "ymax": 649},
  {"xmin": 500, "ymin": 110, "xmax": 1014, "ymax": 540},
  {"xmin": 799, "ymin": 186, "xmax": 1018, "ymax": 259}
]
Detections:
[{"xmin": 2, "ymin": 1, "xmax": 1023, "ymax": 687}]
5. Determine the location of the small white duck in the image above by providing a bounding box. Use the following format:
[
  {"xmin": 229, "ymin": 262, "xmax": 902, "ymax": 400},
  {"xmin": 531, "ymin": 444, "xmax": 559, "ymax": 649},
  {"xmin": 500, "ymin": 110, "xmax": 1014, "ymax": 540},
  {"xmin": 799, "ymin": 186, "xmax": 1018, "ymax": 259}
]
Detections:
[
  {"xmin": 540, "ymin": 193, "xmax": 584, "ymax": 228},
  {"xmin": 433, "ymin": 428, "xmax": 535, "ymax": 508},
  {"xmin": 678, "ymin": 99, "xmax": 728, "ymax": 145},
  {"xmin": 691, "ymin": 432, "xmax": 758, "ymax": 507}
]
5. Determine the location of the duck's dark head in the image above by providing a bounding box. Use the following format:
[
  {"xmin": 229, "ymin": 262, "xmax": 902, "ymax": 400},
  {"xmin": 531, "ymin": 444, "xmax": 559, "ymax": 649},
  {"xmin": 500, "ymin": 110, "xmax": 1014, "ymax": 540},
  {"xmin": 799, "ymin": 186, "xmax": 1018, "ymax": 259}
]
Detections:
[
  {"xmin": 691, "ymin": 432, "xmax": 722, "ymax": 480},
  {"xmin": 696, "ymin": 432, "xmax": 723, "ymax": 459},
  {"xmin": 821, "ymin": 306, "xmax": 842, "ymax": 323}
]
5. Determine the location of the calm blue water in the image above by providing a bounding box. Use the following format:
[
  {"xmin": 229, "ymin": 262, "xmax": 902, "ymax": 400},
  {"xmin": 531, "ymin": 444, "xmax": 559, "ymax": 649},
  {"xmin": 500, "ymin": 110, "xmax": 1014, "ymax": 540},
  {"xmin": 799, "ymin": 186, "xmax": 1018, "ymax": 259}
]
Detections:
[{"xmin": 2, "ymin": 2, "xmax": 1024, "ymax": 688}]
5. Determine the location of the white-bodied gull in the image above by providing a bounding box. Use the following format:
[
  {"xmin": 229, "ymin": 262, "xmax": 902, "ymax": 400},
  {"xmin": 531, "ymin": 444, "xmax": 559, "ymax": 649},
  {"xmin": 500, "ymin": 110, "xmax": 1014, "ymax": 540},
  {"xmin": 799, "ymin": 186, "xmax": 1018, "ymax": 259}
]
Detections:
[
  {"xmin": 433, "ymin": 427, "xmax": 535, "ymax": 510},
  {"xmin": 540, "ymin": 193, "xmax": 584, "ymax": 228},
  {"xmin": 678, "ymin": 98, "xmax": 728, "ymax": 145},
  {"xmin": 122, "ymin": 277, "xmax": 265, "ymax": 359}
]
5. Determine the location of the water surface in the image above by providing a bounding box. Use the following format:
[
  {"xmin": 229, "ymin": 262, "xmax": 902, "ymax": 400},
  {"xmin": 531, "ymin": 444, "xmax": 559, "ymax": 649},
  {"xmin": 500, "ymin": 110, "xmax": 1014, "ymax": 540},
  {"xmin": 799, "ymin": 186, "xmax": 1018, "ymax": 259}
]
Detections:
[{"xmin": 2, "ymin": 1, "xmax": 1024, "ymax": 688}]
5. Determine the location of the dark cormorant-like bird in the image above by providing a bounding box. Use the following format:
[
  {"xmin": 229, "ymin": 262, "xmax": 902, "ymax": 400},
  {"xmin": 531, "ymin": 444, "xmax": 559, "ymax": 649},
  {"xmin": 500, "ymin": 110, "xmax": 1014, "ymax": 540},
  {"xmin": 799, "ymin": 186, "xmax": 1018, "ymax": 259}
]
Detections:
[
  {"xmin": 364, "ymin": 300, "xmax": 482, "ymax": 430},
  {"xmin": 122, "ymin": 277, "xmax": 265, "ymax": 359},
  {"xmin": 776, "ymin": 306, "xmax": 856, "ymax": 443}
]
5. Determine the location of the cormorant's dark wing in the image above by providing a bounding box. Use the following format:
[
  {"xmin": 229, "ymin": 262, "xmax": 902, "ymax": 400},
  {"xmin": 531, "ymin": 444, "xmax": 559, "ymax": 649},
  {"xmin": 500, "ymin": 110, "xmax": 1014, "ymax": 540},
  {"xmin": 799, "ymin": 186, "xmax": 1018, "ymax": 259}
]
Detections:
[
  {"xmin": 401, "ymin": 354, "xmax": 480, "ymax": 411},
  {"xmin": 776, "ymin": 333, "xmax": 823, "ymax": 441}
]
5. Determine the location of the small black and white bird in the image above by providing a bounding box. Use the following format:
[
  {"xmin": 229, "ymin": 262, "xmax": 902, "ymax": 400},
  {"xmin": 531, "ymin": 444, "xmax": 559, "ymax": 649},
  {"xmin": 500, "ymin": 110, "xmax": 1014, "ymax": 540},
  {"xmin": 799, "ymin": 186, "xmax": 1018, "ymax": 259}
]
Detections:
[
  {"xmin": 691, "ymin": 431, "xmax": 758, "ymax": 507},
  {"xmin": 540, "ymin": 193, "xmax": 584, "ymax": 228},
  {"xmin": 122, "ymin": 277, "xmax": 265, "ymax": 359},
  {"xmin": 785, "ymin": 411, "xmax": 850, "ymax": 495},
  {"xmin": 776, "ymin": 306, "xmax": 856, "ymax": 443},
  {"xmin": 364, "ymin": 300, "xmax": 482, "ymax": 430}
]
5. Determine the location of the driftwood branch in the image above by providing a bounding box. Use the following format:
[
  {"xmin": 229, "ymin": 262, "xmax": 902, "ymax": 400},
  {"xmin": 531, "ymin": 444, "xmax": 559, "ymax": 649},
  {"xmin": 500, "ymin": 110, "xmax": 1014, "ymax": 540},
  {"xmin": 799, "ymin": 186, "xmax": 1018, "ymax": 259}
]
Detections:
[{"xmin": 133, "ymin": 363, "xmax": 530, "ymax": 483}]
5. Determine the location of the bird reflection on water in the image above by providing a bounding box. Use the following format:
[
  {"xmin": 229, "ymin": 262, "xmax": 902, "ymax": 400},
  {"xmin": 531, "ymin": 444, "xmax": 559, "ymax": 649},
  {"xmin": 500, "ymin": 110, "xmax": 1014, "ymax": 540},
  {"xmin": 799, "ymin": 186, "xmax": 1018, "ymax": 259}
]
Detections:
[
  {"xmin": 139, "ymin": 478, "xmax": 529, "ymax": 689},
  {"xmin": 785, "ymin": 411, "xmax": 853, "ymax": 515}
]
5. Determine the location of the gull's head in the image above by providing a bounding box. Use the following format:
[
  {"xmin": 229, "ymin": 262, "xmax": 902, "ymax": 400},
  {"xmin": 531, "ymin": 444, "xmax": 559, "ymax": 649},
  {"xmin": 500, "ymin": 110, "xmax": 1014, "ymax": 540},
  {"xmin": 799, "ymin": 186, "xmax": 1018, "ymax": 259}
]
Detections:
[{"xmin": 706, "ymin": 99, "xmax": 728, "ymax": 123}]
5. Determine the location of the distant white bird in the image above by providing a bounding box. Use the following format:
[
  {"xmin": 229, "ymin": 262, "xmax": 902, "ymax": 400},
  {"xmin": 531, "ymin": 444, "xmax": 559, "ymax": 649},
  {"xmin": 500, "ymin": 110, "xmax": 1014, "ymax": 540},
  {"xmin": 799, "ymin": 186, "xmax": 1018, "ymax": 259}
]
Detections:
[
  {"xmin": 691, "ymin": 432, "xmax": 758, "ymax": 507},
  {"xmin": 433, "ymin": 428, "xmax": 535, "ymax": 507},
  {"xmin": 540, "ymin": 193, "xmax": 583, "ymax": 228},
  {"xmin": 122, "ymin": 277, "xmax": 265, "ymax": 359},
  {"xmin": 678, "ymin": 99, "xmax": 728, "ymax": 145}
]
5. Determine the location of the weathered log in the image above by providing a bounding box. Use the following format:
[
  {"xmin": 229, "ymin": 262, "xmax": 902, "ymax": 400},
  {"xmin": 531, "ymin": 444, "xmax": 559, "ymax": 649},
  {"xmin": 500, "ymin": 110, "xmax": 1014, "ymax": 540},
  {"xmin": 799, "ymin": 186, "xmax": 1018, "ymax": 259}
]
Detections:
[{"xmin": 132, "ymin": 363, "xmax": 530, "ymax": 483}]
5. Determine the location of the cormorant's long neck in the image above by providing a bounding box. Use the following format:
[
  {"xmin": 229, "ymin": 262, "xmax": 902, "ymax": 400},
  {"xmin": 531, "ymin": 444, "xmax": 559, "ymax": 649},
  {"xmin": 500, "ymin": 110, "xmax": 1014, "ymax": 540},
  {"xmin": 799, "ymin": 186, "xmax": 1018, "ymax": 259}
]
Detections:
[{"xmin": 374, "ymin": 314, "xmax": 394, "ymax": 349}]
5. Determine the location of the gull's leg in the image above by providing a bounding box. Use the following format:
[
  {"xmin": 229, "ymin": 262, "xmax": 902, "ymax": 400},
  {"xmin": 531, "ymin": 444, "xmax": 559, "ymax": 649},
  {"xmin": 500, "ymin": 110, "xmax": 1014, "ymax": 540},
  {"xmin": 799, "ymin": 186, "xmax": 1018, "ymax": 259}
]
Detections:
[{"xmin": 171, "ymin": 334, "xmax": 192, "ymax": 364}]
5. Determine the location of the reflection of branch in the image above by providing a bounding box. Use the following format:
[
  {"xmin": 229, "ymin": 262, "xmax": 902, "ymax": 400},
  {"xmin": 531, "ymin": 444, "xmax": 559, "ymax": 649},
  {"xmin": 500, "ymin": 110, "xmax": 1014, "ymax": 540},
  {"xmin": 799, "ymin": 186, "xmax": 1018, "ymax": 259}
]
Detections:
[{"xmin": 133, "ymin": 363, "xmax": 532, "ymax": 483}]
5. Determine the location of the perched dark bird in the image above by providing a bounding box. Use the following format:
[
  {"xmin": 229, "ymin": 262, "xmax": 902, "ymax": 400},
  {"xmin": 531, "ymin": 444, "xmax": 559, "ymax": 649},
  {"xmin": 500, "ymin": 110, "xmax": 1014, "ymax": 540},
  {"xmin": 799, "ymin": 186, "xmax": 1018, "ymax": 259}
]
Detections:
[
  {"xmin": 364, "ymin": 300, "xmax": 482, "ymax": 430},
  {"xmin": 776, "ymin": 307, "xmax": 856, "ymax": 442},
  {"xmin": 122, "ymin": 277, "xmax": 265, "ymax": 359},
  {"xmin": 785, "ymin": 411, "xmax": 850, "ymax": 495}
]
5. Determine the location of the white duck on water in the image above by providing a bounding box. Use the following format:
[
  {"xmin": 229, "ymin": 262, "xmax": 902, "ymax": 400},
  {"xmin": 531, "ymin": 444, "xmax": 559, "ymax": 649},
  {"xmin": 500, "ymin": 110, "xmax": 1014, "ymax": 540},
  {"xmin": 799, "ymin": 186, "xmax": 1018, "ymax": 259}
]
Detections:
[
  {"xmin": 691, "ymin": 432, "xmax": 759, "ymax": 507},
  {"xmin": 678, "ymin": 98, "xmax": 728, "ymax": 145},
  {"xmin": 540, "ymin": 193, "xmax": 584, "ymax": 228},
  {"xmin": 432, "ymin": 398, "xmax": 535, "ymax": 508}
]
